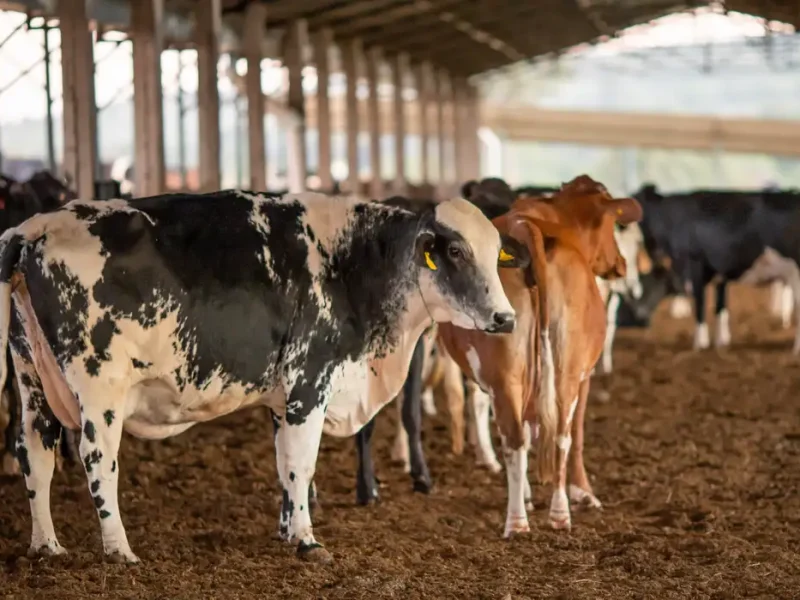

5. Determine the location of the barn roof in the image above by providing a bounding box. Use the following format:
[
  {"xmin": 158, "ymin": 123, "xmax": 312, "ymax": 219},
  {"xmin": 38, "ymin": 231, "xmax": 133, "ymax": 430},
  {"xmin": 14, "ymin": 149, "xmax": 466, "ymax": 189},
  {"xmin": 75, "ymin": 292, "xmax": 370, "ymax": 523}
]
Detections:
[{"xmin": 216, "ymin": 0, "xmax": 800, "ymax": 76}]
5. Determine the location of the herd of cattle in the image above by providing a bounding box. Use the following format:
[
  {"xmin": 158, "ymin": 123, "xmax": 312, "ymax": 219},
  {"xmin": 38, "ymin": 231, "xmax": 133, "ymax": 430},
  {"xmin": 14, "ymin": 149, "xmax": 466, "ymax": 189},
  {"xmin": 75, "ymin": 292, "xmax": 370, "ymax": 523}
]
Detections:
[{"xmin": 0, "ymin": 170, "xmax": 797, "ymax": 566}]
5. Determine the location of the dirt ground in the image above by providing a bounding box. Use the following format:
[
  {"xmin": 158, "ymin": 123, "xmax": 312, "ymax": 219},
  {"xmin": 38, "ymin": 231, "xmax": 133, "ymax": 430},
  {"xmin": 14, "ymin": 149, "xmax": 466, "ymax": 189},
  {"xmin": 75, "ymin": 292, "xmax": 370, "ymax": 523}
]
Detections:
[{"xmin": 2, "ymin": 283, "xmax": 800, "ymax": 599}]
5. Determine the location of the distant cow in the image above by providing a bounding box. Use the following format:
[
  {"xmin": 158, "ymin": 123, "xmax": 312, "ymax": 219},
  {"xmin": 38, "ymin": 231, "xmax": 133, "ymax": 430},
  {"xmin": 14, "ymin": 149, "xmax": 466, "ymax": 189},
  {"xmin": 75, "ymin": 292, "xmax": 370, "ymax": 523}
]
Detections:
[
  {"xmin": 0, "ymin": 190, "xmax": 526, "ymax": 564},
  {"xmin": 635, "ymin": 184, "xmax": 800, "ymax": 352}
]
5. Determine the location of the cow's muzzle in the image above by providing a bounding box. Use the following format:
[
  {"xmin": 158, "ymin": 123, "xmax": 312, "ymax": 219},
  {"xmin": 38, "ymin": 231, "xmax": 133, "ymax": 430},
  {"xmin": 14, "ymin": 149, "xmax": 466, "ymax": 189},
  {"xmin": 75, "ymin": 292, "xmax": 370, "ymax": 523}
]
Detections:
[{"xmin": 484, "ymin": 311, "xmax": 516, "ymax": 334}]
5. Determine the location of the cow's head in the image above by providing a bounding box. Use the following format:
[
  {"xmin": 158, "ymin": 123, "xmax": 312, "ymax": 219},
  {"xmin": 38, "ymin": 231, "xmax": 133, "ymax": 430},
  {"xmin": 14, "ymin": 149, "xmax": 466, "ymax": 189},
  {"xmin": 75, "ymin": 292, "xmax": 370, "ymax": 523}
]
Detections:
[
  {"xmin": 414, "ymin": 197, "xmax": 529, "ymax": 334},
  {"xmin": 614, "ymin": 222, "xmax": 646, "ymax": 299},
  {"xmin": 556, "ymin": 175, "xmax": 643, "ymax": 281}
]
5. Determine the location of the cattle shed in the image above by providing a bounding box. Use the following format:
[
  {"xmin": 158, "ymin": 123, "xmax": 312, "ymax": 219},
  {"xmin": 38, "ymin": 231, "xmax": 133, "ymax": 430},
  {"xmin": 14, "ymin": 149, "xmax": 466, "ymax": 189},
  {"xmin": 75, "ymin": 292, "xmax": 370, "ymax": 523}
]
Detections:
[{"xmin": 0, "ymin": 0, "xmax": 797, "ymax": 200}]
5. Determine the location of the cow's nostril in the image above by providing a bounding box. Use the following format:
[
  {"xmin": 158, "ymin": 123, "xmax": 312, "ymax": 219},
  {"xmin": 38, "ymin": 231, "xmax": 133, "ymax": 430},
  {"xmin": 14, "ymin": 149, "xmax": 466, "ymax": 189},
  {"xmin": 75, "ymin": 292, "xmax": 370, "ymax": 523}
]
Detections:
[{"xmin": 491, "ymin": 311, "xmax": 516, "ymax": 333}]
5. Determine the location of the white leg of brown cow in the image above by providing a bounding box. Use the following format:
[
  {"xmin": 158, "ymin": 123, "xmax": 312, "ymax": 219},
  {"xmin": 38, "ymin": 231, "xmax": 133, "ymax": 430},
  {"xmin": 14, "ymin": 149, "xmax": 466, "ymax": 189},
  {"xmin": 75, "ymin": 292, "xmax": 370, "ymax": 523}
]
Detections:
[
  {"xmin": 11, "ymin": 353, "xmax": 66, "ymax": 557},
  {"xmin": 491, "ymin": 381, "xmax": 529, "ymax": 537},
  {"xmin": 568, "ymin": 378, "xmax": 601, "ymax": 509},
  {"xmin": 79, "ymin": 396, "xmax": 137, "ymax": 564},
  {"xmin": 781, "ymin": 283, "xmax": 794, "ymax": 329},
  {"xmin": 522, "ymin": 422, "xmax": 533, "ymax": 512},
  {"xmin": 421, "ymin": 388, "xmax": 437, "ymax": 417},
  {"xmin": 389, "ymin": 394, "xmax": 411, "ymax": 472},
  {"xmin": 549, "ymin": 377, "xmax": 580, "ymax": 530},
  {"xmin": 770, "ymin": 281, "xmax": 784, "ymax": 318},
  {"xmin": 470, "ymin": 383, "xmax": 501, "ymax": 473}
]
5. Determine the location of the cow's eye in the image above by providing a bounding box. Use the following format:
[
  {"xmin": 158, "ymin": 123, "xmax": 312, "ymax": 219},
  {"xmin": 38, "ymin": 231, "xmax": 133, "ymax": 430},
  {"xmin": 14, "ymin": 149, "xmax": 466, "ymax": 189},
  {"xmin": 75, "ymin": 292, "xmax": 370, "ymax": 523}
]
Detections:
[{"xmin": 448, "ymin": 245, "xmax": 464, "ymax": 260}]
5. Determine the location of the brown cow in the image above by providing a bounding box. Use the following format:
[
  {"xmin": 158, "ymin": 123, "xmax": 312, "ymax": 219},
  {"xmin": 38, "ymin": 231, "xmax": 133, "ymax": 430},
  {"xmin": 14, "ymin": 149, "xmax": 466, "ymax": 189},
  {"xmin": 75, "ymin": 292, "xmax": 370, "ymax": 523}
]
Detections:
[{"xmin": 438, "ymin": 175, "xmax": 642, "ymax": 535}]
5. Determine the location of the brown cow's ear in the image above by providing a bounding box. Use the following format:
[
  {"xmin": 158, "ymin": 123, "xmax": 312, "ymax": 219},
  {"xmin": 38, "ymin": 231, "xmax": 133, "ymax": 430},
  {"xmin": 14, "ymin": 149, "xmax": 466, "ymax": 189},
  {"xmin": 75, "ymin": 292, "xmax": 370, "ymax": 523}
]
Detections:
[
  {"xmin": 603, "ymin": 197, "xmax": 642, "ymax": 225},
  {"xmin": 498, "ymin": 234, "xmax": 531, "ymax": 269},
  {"xmin": 461, "ymin": 180, "xmax": 479, "ymax": 200}
]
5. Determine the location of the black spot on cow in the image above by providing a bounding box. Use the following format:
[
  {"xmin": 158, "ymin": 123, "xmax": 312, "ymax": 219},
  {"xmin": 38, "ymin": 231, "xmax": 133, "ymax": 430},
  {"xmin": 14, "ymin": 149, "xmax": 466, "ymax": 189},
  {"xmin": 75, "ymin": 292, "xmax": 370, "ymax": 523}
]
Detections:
[
  {"xmin": 281, "ymin": 488, "xmax": 295, "ymax": 532},
  {"xmin": 99, "ymin": 509, "xmax": 111, "ymax": 519},
  {"xmin": 19, "ymin": 373, "xmax": 33, "ymax": 388},
  {"xmin": 27, "ymin": 489, "xmax": 36, "ymax": 499},
  {"xmin": 103, "ymin": 410, "xmax": 115, "ymax": 426},
  {"xmin": 84, "ymin": 356, "xmax": 101, "ymax": 376},
  {"xmin": 93, "ymin": 495, "xmax": 105, "ymax": 509},
  {"xmin": 131, "ymin": 358, "xmax": 151, "ymax": 369},
  {"xmin": 305, "ymin": 224, "xmax": 315, "ymax": 242},
  {"xmin": 25, "ymin": 384, "xmax": 62, "ymax": 451},
  {"xmin": 16, "ymin": 445, "xmax": 30, "ymax": 476},
  {"xmin": 72, "ymin": 204, "xmax": 100, "ymax": 221},
  {"xmin": 83, "ymin": 449, "xmax": 103, "ymax": 473},
  {"xmin": 91, "ymin": 480, "xmax": 100, "ymax": 494},
  {"xmin": 111, "ymin": 460, "xmax": 116, "ymax": 473},
  {"xmin": 289, "ymin": 471, "xmax": 295, "ymax": 482},
  {"xmin": 83, "ymin": 420, "xmax": 96, "ymax": 443}
]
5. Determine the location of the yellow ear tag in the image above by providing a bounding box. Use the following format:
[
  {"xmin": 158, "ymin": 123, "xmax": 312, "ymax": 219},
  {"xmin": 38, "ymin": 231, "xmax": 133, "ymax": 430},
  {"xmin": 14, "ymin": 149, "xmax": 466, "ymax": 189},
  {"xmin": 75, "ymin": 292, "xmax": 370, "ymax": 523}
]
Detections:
[
  {"xmin": 616, "ymin": 208, "xmax": 623, "ymax": 215},
  {"xmin": 499, "ymin": 248, "xmax": 514, "ymax": 262},
  {"xmin": 424, "ymin": 251, "xmax": 437, "ymax": 270}
]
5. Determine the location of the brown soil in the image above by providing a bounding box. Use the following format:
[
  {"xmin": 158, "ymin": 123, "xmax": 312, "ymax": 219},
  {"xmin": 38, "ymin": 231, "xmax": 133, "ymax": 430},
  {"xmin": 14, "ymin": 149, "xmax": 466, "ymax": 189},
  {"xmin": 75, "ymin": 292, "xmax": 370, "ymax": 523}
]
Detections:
[{"xmin": 2, "ymin": 284, "xmax": 800, "ymax": 599}]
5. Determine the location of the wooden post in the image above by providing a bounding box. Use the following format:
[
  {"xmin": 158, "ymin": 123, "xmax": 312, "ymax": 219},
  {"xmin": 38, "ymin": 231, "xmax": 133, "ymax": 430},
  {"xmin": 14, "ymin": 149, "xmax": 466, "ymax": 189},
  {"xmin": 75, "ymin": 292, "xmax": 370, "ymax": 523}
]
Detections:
[
  {"xmin": 452, "ymin": 78, "xmax": 467, "ymax": 185},
  {"xmin": 131, "ymin": 0, "xmax": 165, "ymax": 197},
  {"xmin": 416, "ymin": 61, "xmax": 431, "ymax": 185},
  {"xmin": 58, "ymin": 0, "xmax": 97, "ymax": 198},
  {"xmin": 392, "ymin": 53, "xmax": 409, "ymax": 195},
  {"xmin": 195, "ymin": 0, "xmax": 221, "ymax": 192},
  {"xmin": 342, "ymin": 38, "xmax": 363, "ymax": 194},
  {"xmin": 284, "ymin": 20, "xmax": 308, "ymax": 192},
  {"xmin": 466, "ymin": 83, "xmax": 481, "ymax": 179},
  {"xmin": 366, "ymin": 47, "xmax": 383, "ymax": 199},
  {"xmin": 243, "ymin": 2, "xmax": 267, "ymax": 191},
  {"xmin": 313, "ymin": 28, "xmax": 333, "ymax": 191},
  {"xmin": 434, "ymin": 69, "xmax": 447, "ymax": 197}
]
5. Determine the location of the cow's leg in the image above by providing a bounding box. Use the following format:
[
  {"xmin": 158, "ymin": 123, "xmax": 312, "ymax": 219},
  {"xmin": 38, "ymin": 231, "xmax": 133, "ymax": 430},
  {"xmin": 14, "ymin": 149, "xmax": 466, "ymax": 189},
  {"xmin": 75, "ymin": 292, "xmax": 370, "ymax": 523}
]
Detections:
[
  {"xmin": 469, "ymin": 383, "xmax": 501, "ymax": 473},
  {"xmin": 354, "ymin": 417, "xmax": 379, "ymax": 505},
  {"xmin": 714, "ymin": 280, "xmax": 731, "ymax": 348},
  {"xmin": 690, "ymin": 263, "xmax": 710, "ymax": 350},
  {"xmin": 567, "ymin": 378, "xmax": 601, "ymax": 509},
  {"xmin": 403, "ymin": 337, "xmax": 432, "ymax": 494},
  {"xmin": 1, "ymin": 360, "xmax": 20, "ymax": 474},
  {"xmin": 781, "ymin": 283, "xmax": 794, "ymax": 329},
  {"xmin": 441, "ymin": 352, "xmax": 465, "ymax": 455},
  {"xmin": 13, "ymin": 357, "xmax": 66, "ymax": 558},
  {"xmin": 601, "ymin": 292, "xmax": 621, "ymax": 374},
  {"xmin": 522, "ymin": 422, "xmax": 533, "ymax": 512},
  {"xmin": 491, "ymin": 380, "xmax": 529, "ymax": 538},
  {"xmin": 421, "ymin": 388, "xmax": 437, "ymax": 417},
  {"xmin": 770, "ymin": 280, "xmax": 784, "ymax": 317},
  {"xmin": 270, "ymin": 410, "xmax": 291, "ymax": 541},
  {"xmin": 78, "ymin": 398, "xmax": 136, "ymax": 564},
  {"xmin": 549, "ymin": 375, "xmax": 581, "ymax": 530},
  {"xmin": 390, "ymin": 394, "xmax": 410, "ymax": 472},
  {"xmin": 279, "ymin": 386, "xmax": 331, "ymax": 563}
]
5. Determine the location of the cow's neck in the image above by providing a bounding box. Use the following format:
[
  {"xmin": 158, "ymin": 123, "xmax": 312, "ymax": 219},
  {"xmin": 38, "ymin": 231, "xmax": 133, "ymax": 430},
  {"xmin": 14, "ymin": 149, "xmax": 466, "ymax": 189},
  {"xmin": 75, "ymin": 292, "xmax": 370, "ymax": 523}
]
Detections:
[{"xmin": 367, "ymin": 286, "xmax": 434, "ymax": 406}]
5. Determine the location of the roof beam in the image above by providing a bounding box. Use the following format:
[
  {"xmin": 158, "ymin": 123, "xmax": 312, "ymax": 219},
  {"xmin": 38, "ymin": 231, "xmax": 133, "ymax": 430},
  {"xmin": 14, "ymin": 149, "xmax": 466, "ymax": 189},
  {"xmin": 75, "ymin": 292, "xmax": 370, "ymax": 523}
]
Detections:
[
  {"xmin": 306, "ymin": 0, "xmax": 409, "ymax": 29},
  {"xmin": 325, "ymin": 0, "xmax": 463, "ymax": 38}
]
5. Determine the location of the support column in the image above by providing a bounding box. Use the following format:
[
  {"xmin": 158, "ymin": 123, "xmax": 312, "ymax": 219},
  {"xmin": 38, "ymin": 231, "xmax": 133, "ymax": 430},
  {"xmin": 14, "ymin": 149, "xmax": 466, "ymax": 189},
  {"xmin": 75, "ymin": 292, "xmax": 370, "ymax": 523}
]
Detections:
[
  {"xmin": 392, "ymin": 53, "xmax": 409, "ymax": 195},
  {"xmin": 434, "ymin": 68, "xmax": 446, "ymax": 197},
  {"xmin": 131, "ymin": 0, "xmax": 165, "ymax": 197},
  {"xmin": 58, "ymin": 0, "xmax": 97, "ymax": 199},
  {"xmin": 313, "ymin": 28, "xmax": 333, "ymax": 191},
  {"xmin": 453, "ymin": 78, "xmax": 472, "ymax": 185},
  {"xmin": 439, "ymin": 69, "xmax": 454, "ymax": 195},
  {"xmin": 416, "ymin": 61, "xmax": 431, "ymax": 186},
  {"xmin": 195, "ymin": 0, "xmax": 221, "ymax": 192},
  {"xmin": 342, "ymin": 38, "xmax": 363, "ymax": 194},
  {"xmin": 284, "ymin": 20, "xmax": 308, "ymax": 193},
  {"xmin": 366, "ymin": 47, "xmax": 383, "ymax": 199},
  {"xmin": 243, "ymin": 2, "xmax": 267, "ymax": 191},
  {"xmin": 466, "ymin": 83, "xmax": 481, "ymax": 179}
]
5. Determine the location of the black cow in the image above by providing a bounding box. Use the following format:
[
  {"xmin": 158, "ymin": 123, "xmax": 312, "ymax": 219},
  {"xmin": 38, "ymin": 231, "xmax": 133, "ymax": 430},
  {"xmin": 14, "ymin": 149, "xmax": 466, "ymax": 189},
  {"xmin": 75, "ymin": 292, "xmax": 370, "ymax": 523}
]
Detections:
[{"xmin": 635, "ymin": 183, "xmax": 800, "ymax": 351}]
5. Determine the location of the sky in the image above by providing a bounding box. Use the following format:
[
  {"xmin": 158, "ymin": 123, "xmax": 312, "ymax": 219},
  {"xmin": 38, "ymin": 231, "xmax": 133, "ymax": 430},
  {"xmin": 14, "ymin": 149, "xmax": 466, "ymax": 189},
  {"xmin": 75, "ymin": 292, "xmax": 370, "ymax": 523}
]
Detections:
[{"xmin": 0, "ymin": 5, "xmax": 794, "ymax": 124}]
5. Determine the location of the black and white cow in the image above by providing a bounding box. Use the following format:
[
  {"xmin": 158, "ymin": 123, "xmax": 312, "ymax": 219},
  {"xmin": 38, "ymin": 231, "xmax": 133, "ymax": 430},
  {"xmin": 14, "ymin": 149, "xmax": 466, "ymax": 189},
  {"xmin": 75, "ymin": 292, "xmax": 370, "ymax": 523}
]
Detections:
[
  {"xmin": 0, "ymin": 190, "xmax": 529, "ymax": 564},
  {"xmin": 635, "ymin": 184, "xmax": 800, "ymax": 352},
  {"xmin": 0, "ymin": 171, "xmax": 77, "ymax": 474}
]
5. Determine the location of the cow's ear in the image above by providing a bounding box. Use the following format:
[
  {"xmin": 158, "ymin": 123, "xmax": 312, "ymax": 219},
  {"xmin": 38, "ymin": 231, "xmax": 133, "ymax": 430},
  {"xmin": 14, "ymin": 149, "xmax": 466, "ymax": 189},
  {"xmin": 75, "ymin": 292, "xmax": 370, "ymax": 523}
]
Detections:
[
  {"xmin": 414, "ymin": 230, "xmax": 438, "ymax": 271},
  {"xmin": 603, "ymin": 197, "xmax": 642, "ymax": 225},
  {"xmin": 498, "ymin": 234, "xmax": 530, "ymax": 269},
  {"xmin": 461, "ymin": 180, "xmax": 479, "ymax": 200}
]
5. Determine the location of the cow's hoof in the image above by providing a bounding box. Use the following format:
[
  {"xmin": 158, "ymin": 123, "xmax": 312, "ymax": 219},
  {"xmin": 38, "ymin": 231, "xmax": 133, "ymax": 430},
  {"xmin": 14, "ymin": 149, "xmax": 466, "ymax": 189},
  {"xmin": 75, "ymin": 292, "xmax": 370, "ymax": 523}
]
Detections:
[
  {"xmin": 27, "ymin": 543, "xmax": 66, "ymax": 559},
  {"xmin": 525, "ymin": 500, "xmax": 534, "ymax": 512},
  {"xmin": 568, "ymin": 484, "xmax": 602, "ymax": 509},
  {"xmin": 356, "ymin": 492, "xmax": 379, "ymax": 506},
  {"xmin": 273, "ymin": 526, "xmax": 290, "ymax": 542},
  {"xmin": 412, "ymin": 478, "xmax": 432, "ymax": 494},
  {"xmin": 297, "ymin": 542, "xmax": 333, "ymax": 564},
  {"xmin": 503, "ymin": 518, "xmax": 530, "ymax": 539},
  {"xmin": 1, "ymin": 453, "xmax": 20, "ymax": 476},
  {"xmin": 105, "ymin": 549, "xmax": 140, "ymax": 565},
  {"xmin": 549, "ymin": 515, "xmax": 572, "ymax": 530},
  {"xmin": 478, "ymin": 458, "xmax": 503, "ymax": 474}
]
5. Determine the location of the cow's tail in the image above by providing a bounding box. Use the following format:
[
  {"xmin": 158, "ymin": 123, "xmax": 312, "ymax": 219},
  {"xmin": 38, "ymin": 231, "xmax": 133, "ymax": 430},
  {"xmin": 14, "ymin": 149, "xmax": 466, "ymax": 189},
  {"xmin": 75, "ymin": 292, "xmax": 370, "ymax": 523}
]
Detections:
[
  {"xmin": 0, "ymin": 232, "xmax": 23, "ymax": 396},
  {"xmin": 508, "ymin": 214, "xmax": 558, "ymax": 484}
]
